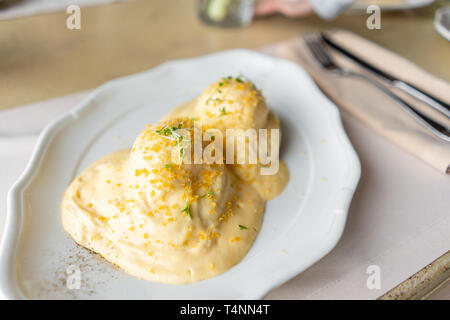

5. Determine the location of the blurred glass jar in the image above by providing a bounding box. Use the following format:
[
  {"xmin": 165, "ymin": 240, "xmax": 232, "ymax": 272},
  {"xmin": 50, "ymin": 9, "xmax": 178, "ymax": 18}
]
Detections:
[{"xmin": 198, "ymin": 0, "xmax": 255, "ymax": 27}]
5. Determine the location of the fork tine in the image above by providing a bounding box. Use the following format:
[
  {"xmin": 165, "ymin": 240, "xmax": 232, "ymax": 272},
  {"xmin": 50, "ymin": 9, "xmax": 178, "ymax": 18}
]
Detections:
[
  {"xmin": 304, "ymin": 33, "xmax": 335, "ymax": 69},
  {"xmin": 304, "ymin": 33, "xmax": 326, "ymax": 66},
  {"xmin": 311, "ymin": 34, "xmax": 333, "ymax": 66}
]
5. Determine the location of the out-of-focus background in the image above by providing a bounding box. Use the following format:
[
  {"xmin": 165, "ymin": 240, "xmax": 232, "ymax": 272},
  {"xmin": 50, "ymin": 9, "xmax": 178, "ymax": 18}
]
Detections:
[{"xmin": 0, "ymin": 0, "xmax": 449, "ymax": 109}]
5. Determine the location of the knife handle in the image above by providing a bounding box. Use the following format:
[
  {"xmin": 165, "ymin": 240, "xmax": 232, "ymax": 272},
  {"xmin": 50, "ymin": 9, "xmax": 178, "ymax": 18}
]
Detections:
[
  {"xmin": 393, "ymin": 81, "xmax": 450, "ymax": 120},
  {"xmin": 343, "ymin": 71, "xmax": 450, "ymax": 142}
]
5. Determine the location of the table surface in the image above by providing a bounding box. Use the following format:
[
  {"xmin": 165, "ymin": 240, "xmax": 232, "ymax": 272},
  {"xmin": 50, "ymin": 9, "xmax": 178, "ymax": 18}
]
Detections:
[
  {"xmin": 0, "ymin": 0, "xmax": 449, "ymax": 300},
  {"xmin": 1, "ymin": 0, "xmax": 449, "ymax": 110}
]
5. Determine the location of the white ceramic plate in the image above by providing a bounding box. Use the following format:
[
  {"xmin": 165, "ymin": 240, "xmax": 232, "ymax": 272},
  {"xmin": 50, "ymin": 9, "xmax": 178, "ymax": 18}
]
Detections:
[
  {"xmin": 0, "ymin": 50, "xmax": 360, "ymax": 299},
  {"xmin": 351, "ymin": 0, "xmax": 434, "ymax": 11}
]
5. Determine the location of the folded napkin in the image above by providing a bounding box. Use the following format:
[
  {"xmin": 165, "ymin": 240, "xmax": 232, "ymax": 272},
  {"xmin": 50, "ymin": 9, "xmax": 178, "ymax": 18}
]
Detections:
[{"xmin": 262, "ymin": 29, "xmax": 450, "ymax": 174}]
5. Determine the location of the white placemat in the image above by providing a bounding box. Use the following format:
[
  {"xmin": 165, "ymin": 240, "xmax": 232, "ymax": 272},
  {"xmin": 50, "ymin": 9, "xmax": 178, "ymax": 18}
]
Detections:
[
  {"xmin": 0, "ymin": 91, "xmax": 449, "ymax": 299},
  {"xmin": 0, "ymin": 0, "xmax": 132, "ymax": 20}
]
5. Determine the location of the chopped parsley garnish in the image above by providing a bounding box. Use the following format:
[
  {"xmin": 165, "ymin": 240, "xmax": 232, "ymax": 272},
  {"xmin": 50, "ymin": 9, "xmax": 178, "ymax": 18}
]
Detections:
[
  {"xmin": 238, "ymin": 225, "xmax": 248, "ymax": 230},
  {"xmin": 164, "ymin": 163, "xmax": 173, "ymax": 171},
  {"xmin": 235, "ymin": 76, "xmax": 244, "ymax": 83},
  {"xmin": 220, "ymin": 106, "xmax": 226, "ymax": 115},
  {"xmin": 207, "ymin": 98, "xmax": 224, "ymax": 105},
  {"xmin": 155, "ymin": 123, "xmax": 190, "ymax": 164},
  {"xmin": 200, "ymin": 191, "xmax": 213, "ymax": 199},
  {"xmin": 155, "ymin": 123, "xmax": 182, "ymax": 136},
  {"xmin": 181, "ymin": 201, "xmax": 191, "ymax": 218}
]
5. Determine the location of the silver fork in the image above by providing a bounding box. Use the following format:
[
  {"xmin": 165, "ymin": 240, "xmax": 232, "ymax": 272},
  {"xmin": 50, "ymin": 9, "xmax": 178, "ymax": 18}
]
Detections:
[{"xmin": 303, "ymin": 33, "xmax": 450, "ymax": 142}]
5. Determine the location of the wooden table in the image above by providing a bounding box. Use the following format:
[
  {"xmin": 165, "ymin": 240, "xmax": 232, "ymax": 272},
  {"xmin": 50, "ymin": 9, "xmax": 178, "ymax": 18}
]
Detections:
[{"xmin": 0, "ymin": 0, "xmax": 449, "ymax": 110}]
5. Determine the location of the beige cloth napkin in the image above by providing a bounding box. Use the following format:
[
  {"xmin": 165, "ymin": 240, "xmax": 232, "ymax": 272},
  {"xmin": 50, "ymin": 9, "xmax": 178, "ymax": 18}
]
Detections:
[{"xmin": 261, "ymin": 29, "xmax": 450, "ymax": 174}]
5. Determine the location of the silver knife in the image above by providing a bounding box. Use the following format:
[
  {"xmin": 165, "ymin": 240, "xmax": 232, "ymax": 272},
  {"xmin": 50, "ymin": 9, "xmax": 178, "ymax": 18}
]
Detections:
[{"xmin": 321, "ymin": 33, "xmax": 450, "ymax": 120}]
